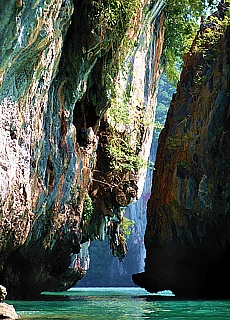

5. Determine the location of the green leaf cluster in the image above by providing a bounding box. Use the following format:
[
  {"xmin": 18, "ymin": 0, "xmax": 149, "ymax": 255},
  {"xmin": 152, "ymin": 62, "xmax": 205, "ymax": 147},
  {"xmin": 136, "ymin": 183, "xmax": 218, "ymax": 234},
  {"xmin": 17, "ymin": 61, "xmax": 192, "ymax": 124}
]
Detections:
[
  {"xmin": 163, "ymin": 0, "xmax": 218, "ymax": 83},
  {"xmin": 194, "ymin": 9, "xmax": 230, "ymax": 54},
  {"xmin": 83, "ymin": 193, "xmax": 94, "ymax": 222},
  {"xmin": 107, "ymin": 135, "xmax": 146, "ymax": 172},
  {"xmin": 109, "ymin": 89, "xmax": 131, "ymax": 126},
  {"xmin": 119, "ymin": 216, "xmax": 135, "ymax": 237},
  {"xmin": 98, "ymin": 0, "xmax": 141, "ymax": 47}
]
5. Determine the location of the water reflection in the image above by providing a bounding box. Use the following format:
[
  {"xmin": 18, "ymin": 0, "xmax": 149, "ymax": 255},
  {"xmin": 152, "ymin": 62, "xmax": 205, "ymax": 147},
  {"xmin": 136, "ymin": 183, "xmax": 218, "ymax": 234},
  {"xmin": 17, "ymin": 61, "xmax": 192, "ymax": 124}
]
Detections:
[{"xmin": 9, "ymin": 287, "xmax": 230, "ymax": 320}]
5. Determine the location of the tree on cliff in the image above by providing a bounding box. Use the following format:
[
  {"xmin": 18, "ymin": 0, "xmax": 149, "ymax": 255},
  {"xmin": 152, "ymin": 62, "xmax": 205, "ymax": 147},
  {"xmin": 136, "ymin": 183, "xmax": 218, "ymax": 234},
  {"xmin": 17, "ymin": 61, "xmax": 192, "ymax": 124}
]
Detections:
[{"xmin": 163, "ymin": 0, "xmax": 218, "ymax": 82}]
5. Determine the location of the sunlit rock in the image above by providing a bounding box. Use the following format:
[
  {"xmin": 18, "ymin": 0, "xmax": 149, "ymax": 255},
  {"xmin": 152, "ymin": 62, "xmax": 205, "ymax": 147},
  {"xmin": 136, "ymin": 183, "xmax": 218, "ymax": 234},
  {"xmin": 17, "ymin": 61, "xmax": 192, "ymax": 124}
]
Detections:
[
  {"xmin": 0, "ymin": 0, "xmax": 164, "ymax": 298},
  {"xmin": 133, "ymin": 2, "xmax": 230, "ymax": 298},
  {"xmin": 0, "ymin": 285, "xmax": 19, "ymax": 319}
]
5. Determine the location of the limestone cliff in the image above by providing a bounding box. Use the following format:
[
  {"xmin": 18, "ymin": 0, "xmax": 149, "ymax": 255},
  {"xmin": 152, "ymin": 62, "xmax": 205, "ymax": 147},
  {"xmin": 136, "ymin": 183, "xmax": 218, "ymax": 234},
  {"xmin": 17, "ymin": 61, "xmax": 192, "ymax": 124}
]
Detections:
[
  {"xmin": 133, "ymin": 3, "xmax": 230, "ymax": 298},
  {"xmin": 0, "ymin": 0, "xmax": 164, "ymax": 298}
]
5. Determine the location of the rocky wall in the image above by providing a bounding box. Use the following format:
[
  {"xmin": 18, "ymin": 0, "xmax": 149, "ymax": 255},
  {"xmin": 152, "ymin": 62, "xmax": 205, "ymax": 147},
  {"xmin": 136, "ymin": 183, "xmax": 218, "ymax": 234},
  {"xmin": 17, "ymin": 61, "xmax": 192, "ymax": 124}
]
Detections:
[
  {"xmin": 133, "ymin": 3, "xmax": 230, "ymax": 298},
  {"xmin": 0, "ymin": 0, "xmax": 164, "ymax": 299}
]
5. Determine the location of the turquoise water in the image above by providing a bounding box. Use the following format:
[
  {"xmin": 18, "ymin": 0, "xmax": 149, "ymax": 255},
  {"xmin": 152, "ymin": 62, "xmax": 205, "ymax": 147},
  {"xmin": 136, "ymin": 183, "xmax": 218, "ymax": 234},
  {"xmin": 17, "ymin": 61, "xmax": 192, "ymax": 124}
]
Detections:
[{"xmin": 8, "ymin": 287, "xmax": 230, "ymax": 319}]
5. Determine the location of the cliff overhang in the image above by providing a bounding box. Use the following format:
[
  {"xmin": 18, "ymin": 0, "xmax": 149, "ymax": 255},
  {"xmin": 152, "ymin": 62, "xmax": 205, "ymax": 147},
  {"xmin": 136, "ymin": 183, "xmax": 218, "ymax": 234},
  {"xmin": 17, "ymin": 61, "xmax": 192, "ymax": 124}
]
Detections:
[{"xmin": 0, "ymin": 0, "xmax": 164, "ymax": 299}]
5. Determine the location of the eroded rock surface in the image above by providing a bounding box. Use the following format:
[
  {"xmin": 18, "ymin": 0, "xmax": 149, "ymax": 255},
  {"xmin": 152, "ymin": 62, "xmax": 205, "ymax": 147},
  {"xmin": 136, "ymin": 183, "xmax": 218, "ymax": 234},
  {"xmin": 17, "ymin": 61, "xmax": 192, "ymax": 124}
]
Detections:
[
  {"xmin": 0, "ymin": 0, "xmax": 164, "ymax": 298},
  {"xmin": 133, "ymin": 4, "xmax": 230, "ymax": 298}
]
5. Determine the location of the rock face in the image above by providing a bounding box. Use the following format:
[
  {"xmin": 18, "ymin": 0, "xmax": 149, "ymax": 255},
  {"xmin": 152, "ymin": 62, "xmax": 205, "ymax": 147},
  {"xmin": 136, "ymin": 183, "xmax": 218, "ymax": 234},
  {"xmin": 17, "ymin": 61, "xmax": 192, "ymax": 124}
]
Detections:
[
  {"xmin": 0, "ymin": 285, "xmax": 19, "ymax": 319},
  {"xmin": 0, "ymin": 285, "xmax": 7, "ymax": 302},
  {"xmin": 0, "ymin": 1, "xmax": 164, "ymax": 298},
  {"xmin": 133, "ymin": 5, "xmax": 230, "ymax": 298},
  {"xmin": 0, "ymin": 303, "xmax": 19, "ymax": 320}
]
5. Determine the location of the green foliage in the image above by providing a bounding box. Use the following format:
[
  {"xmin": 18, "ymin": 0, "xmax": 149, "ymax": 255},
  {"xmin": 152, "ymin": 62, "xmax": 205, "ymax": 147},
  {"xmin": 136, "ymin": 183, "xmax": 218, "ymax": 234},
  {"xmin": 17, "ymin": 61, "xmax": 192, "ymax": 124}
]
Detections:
[
  {"xmin": 107, "ymin": 135, "xmax": 146, "ymax": 172},
  {"xmin": 177, "ymin": 160, "xmax": 190, "ymax": 179},
  {"xmin": 89, "ymin": 0, "xmax": 141, "ymax": 108},
  {"xmin": 194, "ymin": 10, "xmax": 230, "ymax": 54},
  {"xmin": 109, "ymin": 89, "xmax": 131, "ymax": 126},
  {"xmin": 119, "ymin": 216, "xmax": 135, "ymax": 237},
  {"xmin": 163, "ymin": 0, "xmax": 218, "ymax": 83},
  {"xmin": 83, "ymin": 193, "xmax": 94, "ymax": 222},
  {"xmin": 99, "ymin": 0, "xmax": 141, "ymax": 34},
  {"xmin": 166, "ymin": 133, "xmax": 194, "ymax": 151},
  {"xmin": 98, "ymin": 1, "xmax": 146, "ymax": 176},
  {"xmin": 166, "ymin": 137, "xmax": 181, "ymax": 151},
  {"xmin": 98, "ymin": 0, "xmax": 141, "ymax": 70},
  {"xmin": 177, "ymin": 160, "xmax": 190, "ymax": 170},
  {"xmin": 154, "ymin": 121, "xmax": 164, "ymax": 131}
]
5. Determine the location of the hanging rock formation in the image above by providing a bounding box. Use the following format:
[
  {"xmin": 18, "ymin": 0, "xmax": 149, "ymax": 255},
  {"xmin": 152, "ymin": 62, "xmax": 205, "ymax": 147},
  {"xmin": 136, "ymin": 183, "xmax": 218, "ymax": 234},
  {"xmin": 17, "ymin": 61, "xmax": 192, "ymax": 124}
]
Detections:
[
  {"xmin": 77, "ymin": 132, "xmax": 159, "ymax": 288},
  {"xmin": 0, "ymin": 0, "xmax": 164, "ymax": 299},
  {"xmin": 133, "ymin": 3, "xmax": 230, "ymax": 298}
]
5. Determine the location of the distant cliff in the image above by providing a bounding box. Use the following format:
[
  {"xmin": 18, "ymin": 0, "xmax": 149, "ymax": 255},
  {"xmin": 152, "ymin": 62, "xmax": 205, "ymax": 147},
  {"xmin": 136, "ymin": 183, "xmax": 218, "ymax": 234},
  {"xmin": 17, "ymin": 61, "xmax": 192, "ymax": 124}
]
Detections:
[
  {"xmin": 0, "ymin": 0, "xmax": 164, "ymax": 298},
  {"xmin": 133, "ymin": 3, "xmax": 230, "ymax": 298}
]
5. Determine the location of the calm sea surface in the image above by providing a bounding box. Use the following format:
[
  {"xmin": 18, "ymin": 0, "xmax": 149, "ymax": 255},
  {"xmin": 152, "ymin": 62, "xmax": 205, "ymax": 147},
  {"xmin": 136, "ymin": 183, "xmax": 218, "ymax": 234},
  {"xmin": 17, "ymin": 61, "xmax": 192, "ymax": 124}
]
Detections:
[{"xmin": 8, "ymin": 287, "xmax": 230, "ymax": 319}]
